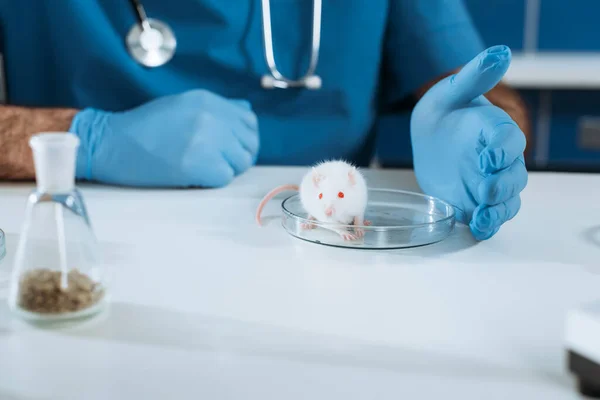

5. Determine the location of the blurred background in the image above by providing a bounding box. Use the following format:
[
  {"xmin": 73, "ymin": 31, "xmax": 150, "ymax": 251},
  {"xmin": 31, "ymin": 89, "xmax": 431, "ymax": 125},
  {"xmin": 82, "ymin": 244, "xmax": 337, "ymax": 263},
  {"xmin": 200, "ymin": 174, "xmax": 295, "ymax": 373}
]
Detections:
[{"xmin": 376, "ymin": 0, "xmax": 600, "ymax": 173}]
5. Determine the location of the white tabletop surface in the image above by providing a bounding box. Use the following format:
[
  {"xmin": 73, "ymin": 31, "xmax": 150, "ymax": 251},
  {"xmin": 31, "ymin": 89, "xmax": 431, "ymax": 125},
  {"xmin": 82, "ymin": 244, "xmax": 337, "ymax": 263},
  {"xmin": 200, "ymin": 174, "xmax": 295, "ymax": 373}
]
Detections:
[{"xmin": 1, "ymin": 166, "xmax": 600, "ymax": 400}]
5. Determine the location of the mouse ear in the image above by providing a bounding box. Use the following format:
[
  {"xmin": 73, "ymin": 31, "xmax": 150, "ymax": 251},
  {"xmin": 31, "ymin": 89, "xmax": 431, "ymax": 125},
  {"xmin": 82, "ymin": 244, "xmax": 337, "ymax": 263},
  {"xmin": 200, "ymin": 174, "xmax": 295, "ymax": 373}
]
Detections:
[
  {"xmin": 348, "ymin": 166, "xmax": 356, "ymax": 185},
  {"xmin": 312, "ymin": 167, "xmax": 323, "ymax": 187}
]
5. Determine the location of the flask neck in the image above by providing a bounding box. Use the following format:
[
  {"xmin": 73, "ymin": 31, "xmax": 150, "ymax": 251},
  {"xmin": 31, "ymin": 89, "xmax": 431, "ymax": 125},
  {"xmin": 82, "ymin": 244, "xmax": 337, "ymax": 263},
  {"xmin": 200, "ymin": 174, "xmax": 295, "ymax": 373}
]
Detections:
[{"xmin": 29, "ymin": 133, "xmax": 80, "ymax": 194}]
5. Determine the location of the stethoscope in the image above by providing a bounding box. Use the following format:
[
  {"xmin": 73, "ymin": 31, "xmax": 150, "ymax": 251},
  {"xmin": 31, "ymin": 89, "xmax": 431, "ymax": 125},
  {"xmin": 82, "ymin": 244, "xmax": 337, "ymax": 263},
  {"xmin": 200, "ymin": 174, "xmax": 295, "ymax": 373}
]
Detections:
[{"xmin": 125, "ymin": 0, "xmax": 322, "ymax": 90}]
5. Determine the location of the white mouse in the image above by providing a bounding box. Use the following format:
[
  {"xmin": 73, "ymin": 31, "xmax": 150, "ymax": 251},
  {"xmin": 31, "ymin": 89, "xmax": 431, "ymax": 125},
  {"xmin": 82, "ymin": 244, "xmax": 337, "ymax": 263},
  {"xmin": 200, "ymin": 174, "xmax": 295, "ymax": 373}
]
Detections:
[{"xmin": 255, "ymin": 160, "xmax": 370, "ymax": 240}]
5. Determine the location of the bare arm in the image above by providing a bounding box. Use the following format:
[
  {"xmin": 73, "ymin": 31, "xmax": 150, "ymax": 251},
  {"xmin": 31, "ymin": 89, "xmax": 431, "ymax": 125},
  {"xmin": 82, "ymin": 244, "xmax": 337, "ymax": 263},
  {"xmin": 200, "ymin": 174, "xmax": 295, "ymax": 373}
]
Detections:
[
  {"xmin": 414, "ymin": 69, "xmax": 532, "ymax": 152},
  {"xmin": 0, "ymin": 106, "xmax": 78, "ymax": 180}
]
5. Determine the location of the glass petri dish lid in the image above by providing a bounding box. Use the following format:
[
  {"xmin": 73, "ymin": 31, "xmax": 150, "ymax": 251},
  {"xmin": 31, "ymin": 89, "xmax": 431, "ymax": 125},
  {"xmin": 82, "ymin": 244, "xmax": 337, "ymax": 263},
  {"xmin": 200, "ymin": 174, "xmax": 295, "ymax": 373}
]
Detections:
[{"xmin": 281, "ymin": 188, "xmax": 456, "ymax": 249}]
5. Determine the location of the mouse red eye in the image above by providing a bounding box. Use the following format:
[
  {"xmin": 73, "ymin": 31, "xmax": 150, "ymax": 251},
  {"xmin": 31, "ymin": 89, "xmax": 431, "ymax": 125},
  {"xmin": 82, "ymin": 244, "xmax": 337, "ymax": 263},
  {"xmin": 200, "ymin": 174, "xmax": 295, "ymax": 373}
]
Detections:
[
  {"xmin": 338, "ymin": 192, "xmax": 344, "ymax": 198},
  {"xmin": 318, "ymin": 193, "xmax": 323, "ymax": 199}
]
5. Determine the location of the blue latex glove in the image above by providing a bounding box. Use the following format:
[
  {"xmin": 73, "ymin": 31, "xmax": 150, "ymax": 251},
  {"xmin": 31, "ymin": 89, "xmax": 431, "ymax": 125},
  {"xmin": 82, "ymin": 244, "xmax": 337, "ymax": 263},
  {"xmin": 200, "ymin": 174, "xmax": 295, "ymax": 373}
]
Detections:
[
  {"xmin": 70, "ymin": 89, "xmax": 259, "ymax": 188},
  {"xmin": 410, "ymin": 45, "xmax": 528, "ymax": 240}
]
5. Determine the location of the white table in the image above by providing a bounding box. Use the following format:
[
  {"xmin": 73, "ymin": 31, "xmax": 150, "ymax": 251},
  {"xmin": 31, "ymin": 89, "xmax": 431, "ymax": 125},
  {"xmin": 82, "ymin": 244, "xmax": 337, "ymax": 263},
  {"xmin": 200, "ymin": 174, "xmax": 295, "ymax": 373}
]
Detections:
[{"xmin": 1, "ymin": 166, "xmax": 599, "ymax": 400}]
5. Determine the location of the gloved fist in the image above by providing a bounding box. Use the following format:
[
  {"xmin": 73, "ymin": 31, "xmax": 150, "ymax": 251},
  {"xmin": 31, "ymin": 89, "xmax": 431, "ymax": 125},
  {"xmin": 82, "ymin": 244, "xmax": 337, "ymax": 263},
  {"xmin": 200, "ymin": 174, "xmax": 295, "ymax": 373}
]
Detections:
[
  {"xmin": 70, "ymin": 89, "xmax": 259, "ymax": 188},
  {"xmin": 410, "ymin": 45, "xmax": 528, "ymax": 240}
]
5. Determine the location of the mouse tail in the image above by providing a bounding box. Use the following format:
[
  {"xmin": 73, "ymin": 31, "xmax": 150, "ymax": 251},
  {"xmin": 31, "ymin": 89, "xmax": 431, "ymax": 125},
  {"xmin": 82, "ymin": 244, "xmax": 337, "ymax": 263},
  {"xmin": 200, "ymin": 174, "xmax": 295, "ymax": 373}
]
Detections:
[{"xmin": 256, "ymin": 184, "xmax": 300, "ymax": 226}]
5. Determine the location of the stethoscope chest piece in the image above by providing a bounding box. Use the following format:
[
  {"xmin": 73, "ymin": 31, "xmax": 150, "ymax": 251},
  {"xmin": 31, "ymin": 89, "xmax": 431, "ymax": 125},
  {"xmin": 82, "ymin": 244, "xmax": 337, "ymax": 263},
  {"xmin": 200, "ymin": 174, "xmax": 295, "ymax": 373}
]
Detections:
[{"xmin": 126, "ymin": 18, "xmax": 177, "ymax": 68}]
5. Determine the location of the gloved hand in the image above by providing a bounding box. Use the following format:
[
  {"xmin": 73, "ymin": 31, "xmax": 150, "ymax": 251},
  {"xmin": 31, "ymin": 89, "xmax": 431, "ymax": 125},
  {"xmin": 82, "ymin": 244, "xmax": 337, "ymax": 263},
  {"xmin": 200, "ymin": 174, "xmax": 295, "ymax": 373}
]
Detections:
[
  {"xmin": 69, "ymin": 89, "xmax": 259, "ymax": 188},
  {"xmin": 410, "ymin": 45, "xmax": 528, "ymax": 240}
]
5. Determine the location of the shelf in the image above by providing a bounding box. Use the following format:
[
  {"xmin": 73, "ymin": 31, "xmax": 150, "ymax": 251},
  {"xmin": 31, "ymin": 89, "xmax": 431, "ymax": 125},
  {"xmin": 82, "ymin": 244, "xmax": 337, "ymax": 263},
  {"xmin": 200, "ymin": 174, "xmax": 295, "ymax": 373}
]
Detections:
[{"xmin": 504, "ymin": 52, "xmax": 600, "ymax": 89}]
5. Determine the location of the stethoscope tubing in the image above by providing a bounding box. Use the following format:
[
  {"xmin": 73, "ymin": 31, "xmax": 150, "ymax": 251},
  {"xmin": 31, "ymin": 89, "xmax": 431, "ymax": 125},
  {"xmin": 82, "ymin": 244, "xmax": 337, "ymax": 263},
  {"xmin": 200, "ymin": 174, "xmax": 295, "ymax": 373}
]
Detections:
[
  {"xmin": 129, "ymin": 0, "xmax": 150, "ymax": 30},
  {"xmin": 259, "ymin": 0, "xmax": 322, "ymax": 89},
  {"xmin": 126, "ymin": 0, "xmax": 322, "ymax": 89}
]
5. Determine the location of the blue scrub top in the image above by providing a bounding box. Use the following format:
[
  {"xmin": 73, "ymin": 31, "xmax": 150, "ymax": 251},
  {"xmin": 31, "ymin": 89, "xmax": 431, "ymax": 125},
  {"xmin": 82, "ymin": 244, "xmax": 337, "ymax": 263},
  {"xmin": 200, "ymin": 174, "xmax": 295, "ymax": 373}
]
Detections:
[{"xmin": 0, "ymin": 0, "xmax": 484, "ymax": 166}]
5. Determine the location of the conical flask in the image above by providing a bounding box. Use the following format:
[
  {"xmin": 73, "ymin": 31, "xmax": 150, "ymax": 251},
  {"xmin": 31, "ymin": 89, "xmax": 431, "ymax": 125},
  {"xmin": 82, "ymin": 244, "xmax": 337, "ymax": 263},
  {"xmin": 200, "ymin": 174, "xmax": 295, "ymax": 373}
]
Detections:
[
  {"xmin": 8, "ymin": 132, "xmax": 108, "ymax": 322},
  {"xmin": 0, "ymin": 228, "xmax": 7, "ymax": 284}
]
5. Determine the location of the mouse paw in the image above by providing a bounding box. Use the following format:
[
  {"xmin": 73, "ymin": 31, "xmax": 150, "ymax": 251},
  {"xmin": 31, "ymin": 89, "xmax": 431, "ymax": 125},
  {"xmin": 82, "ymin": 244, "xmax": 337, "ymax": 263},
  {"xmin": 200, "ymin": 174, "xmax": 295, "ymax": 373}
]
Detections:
[
  {"xmin": 300, "ymin": 215, "xmax": 317, "ymax": 230},
  {"xmin": 340, "ymin": 232, "xmax": 358, "ymax": 241},
  {"xmin": 301, "ymin": 222, "xmax": 317, "ymax": 230},
  {"xmin": 364, "ymin": 220, "xmax": 372, "ymax": 226},
  {"xmin": 354, "ymin": 227, "xmax": 365, "ymax": 238}
]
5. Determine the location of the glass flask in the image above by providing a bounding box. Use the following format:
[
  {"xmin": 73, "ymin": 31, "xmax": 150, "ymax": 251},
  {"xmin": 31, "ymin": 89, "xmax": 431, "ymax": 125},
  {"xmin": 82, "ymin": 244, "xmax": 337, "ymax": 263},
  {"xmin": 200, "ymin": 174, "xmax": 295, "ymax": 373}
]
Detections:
[
  {"xmin": 0, "ymin": 229, "xmax": 7, "ymax": 287},
  {"xmin": 8, "ymin": 132, "xmax": 108, "ymax": 323}
]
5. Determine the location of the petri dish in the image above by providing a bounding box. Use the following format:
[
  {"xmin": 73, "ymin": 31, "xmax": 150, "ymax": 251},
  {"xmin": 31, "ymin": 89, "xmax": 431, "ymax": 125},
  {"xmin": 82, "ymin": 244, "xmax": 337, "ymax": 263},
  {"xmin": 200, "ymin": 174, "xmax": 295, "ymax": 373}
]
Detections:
[{"xmin": 281, "ymin": 188, "xmax": 456, "ymax": 249}]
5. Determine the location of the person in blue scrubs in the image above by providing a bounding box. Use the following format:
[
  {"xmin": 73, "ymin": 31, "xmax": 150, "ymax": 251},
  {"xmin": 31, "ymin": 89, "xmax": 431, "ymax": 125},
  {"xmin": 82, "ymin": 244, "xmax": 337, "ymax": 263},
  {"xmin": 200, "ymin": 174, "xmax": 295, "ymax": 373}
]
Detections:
[{"xmin": 0, "ymin": 0, "xmax": 529, "ymax": 240}]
